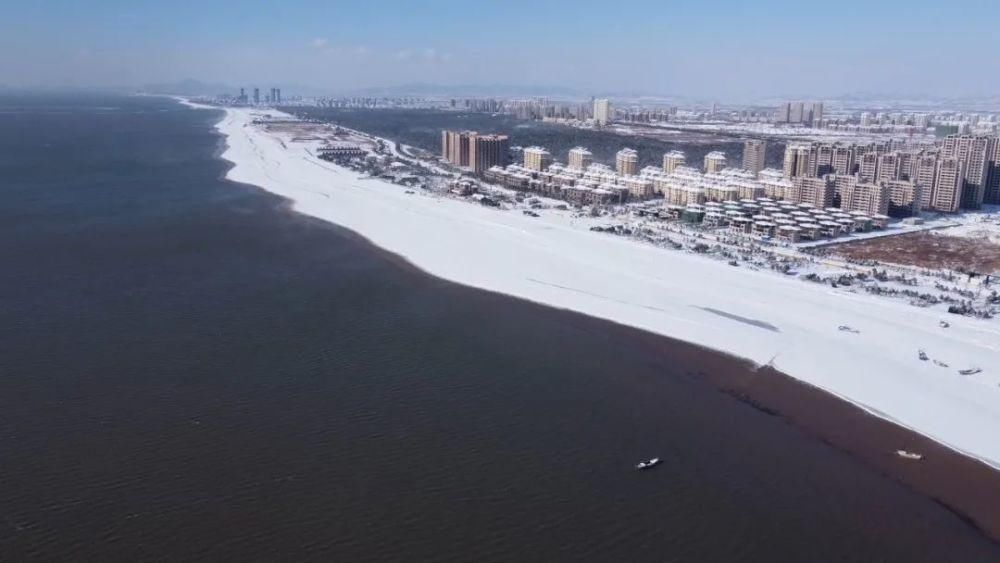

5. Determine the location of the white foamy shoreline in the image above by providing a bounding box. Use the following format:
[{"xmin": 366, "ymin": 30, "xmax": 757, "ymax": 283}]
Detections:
[{"xmin": 198, "ymin": 103, "xmax": 1000, "ymax": 470}]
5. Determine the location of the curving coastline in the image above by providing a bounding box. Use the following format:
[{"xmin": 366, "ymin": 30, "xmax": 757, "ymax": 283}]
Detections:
[{"xmin": 190, "ymin": 101, "xmax": 1000, "ymax": 539}]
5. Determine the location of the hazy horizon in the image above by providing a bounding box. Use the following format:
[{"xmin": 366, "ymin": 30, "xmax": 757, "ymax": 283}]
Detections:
[{"xmin": 2, "ymin": 0, "xmax": 998, "ymax": 101}]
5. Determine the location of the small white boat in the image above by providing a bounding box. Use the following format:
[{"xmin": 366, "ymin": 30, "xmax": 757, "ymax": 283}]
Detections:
[
  {"xmin": 895, "ymin": 450, "xmax": 923, "ymax": 460},
  {"xmin": 636, "ymin": 457, "xmax": 661, "ymax": 470}
]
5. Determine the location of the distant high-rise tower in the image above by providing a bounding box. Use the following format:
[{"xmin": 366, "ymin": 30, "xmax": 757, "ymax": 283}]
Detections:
[
  {"xmin": 253, "ymin": 88, "xmax": 260, "ymax": 104},
  {"xmin": 774, "ymin": 103, "xmax": 791, "ymax": 123},
  {"xmin": 663, "ymin": 151, "xmax": 686, "ymax": 174},
  {"xmin": 275, "ymin": 88, "xmax": 281, "ymax": 104},
  {"xmin": 789, "ymin": 102, "xmax": 805, "ymax": 123},
  {"xmin": 741, "ymin": 139, "xmax": 767, "ymax": 176},
  {"xmin": 593, "ymin": 99, "xmax": 611, "ymax": 126},
  {"xmin": 616, "ymin": 148, "xmax": 638, "ymax": 176},
  {"xmin": 810, "ymin": 102, "xmax": 824, "ymax": 125},
  {"xmin": 239, "ymin": 87, "xmax": 246, "ymax": 103}
]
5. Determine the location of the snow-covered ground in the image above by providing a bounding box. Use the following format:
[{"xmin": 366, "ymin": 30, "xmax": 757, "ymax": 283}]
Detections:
[
  {"xmin": 204, "ymin": 105, "xmax": 1000, "ymax": 470},
  {"xmin": 933, "ymin": 206, "xmax": 1000, "ymax": 244}
]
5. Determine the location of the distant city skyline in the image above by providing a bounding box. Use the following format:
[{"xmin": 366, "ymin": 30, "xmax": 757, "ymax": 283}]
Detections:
[{"xmin": 2, "ymin": 0, "xmax": 999, "ymax": 100}]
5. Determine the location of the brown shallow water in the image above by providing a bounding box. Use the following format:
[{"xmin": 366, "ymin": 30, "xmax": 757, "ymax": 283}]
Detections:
[{"xmin": 625, "ymin": 326, "xmax": 1000, "ymax": 544}]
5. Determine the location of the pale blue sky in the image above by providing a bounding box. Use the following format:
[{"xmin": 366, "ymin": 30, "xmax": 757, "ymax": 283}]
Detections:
[{"xmin": 1, "ymin": 0, "xmax": 997, "ymax": 99}]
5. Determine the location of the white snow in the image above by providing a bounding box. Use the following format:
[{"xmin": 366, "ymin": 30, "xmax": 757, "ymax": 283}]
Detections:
[
  {"xmin": 933, "ymin": 207, "xmax": 1000, "ymax": 245},
  {"xmin": 204, "ymin": 105, "xmax": 1000, "ymax": 470}
]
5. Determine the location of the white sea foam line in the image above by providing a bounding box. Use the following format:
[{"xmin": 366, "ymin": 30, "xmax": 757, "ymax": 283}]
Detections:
[{"xmin": 193, "ymin": 102, "xmax": 1000, "ymax": 471}]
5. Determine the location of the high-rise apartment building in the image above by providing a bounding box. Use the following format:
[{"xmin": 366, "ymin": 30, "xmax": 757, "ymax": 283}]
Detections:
[
  {"xmin": 774, "ymin": 103, "xmax": 791, "ymax": 123},
  {"xmin": 896, "ymin": 151, "xmax": 915, "ymax": 180},
  {"xmin": 593, "ymin": 99, "xmax": 611, "ymax": 126},
  {"xmin": 704, "ymin": 151, "xmax": 727, "ymax": 174},
  {"xmin": 876, "ymin": 152, "xmax": 901, "ymax": 183},
  {"xmin": 858, "ymin": 152, "xmax": 879, "ymax": 182},
  {"xmin": 789, "ymin": 102, "xmax": 805, "ymax": 123},
  {"xmin": 616, "ymin": 148, "xmax": 639, "ymax": 176},
  {"xmin": 523, "ymin": 146, "xmax": 553, "ymax": 171},
  {"xmin": 442, "ymin": 130, "xmax": 473, "ymax": 167},
  {"xmin": 836, "ymin": 176, "xmax": 890, "ymax": 215},
  {"xmin": 810, "ymin": 102, "xmax": 824, "ymax": 125},
  {"xmin": 783, "ymin": 144, "xmax": 811, "ymax": 178},
  {"xmin": 913, "ymin": 153, "xmax": 939, "ymax": 210},
  {"xmin": 468, "ymin": 133, "xmax": 510, "ymax": 173},
  {"xmin": 774, "ymin": 100, "xmax": 822, "ymax": 124},
  {"xmin": 663, "ymin": 151, "xmax": 686, "ymax": 174},
  {"xmin": 885, "ymin": 179, "xmax": 922, "ymax": 216},
  {"xmin": 831, "ymin": 145, "xmax": 854, "ymax": 175},
  {"xmin": 741, "ymin": 140, "xmax": 766, "ymax": 176},
  {"xmin": 931, "ymin": 157, "xmax": 966, "ymax": 213},
  {"xmin": 941, "ymin": 134, "xmax": 996, "ymax": 208},
  {"xmin": 253, "ymin": 88, "xmax": 260, "ymax": 104},
  {"xmin": 789, "ymin": 176, "xmax": 835, "ymax": 209},
  {"xmin": 988, "ymin": 141, "xmax": 1000, "ymax": 204},
  {"xmin": 808, "ymin": 144, "xmax": 834, "ymax": 177},
  {"xmin": 567, "ymin": 147, "xmax": 593, "ymax": 171}
]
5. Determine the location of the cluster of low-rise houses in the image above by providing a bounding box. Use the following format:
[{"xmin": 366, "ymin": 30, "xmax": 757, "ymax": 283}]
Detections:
[{"xmin": 657, "ymin": 199, "xmax": 889, "ymax": 243}]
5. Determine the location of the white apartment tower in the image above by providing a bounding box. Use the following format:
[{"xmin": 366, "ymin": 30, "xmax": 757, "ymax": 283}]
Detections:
[
  {"xmin": 663, "ymin": 151, "xmax": 686, "ymax": 174},
  {"xmin": 523, "ymin": 146, "xmax": 553, "ymax": 172},
  {"xmin": 704, "ymin": 151, "xmax": 727, "ymax": 174},
  {"xmin": 742, "ymin": 139, "xmax": 767, "ymax": 176},
  {"xmin": 593, "ymin": 99, "xmax": 612, "ymax": 126},
  {"xmin": 616, "ymin": 148, "xmax": 639, "ymax": 176},
  {"xmin": 567, "ymin": 147, "xmax": 594, "ymax": 171}
]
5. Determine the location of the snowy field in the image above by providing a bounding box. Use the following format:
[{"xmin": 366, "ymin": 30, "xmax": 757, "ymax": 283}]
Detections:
[
  {"xmin": 934, "ymin": 206, "xmax": 1000, "ymax": 244},
  {"xmin": 202, "ymin": 104, "xmax": 1000, "ymax": 470}
]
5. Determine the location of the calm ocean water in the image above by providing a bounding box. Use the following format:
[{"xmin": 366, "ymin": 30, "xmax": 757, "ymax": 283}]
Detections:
[{"xmin": 0, "ymin": 93, "xmax": 996, "ymax": 561}]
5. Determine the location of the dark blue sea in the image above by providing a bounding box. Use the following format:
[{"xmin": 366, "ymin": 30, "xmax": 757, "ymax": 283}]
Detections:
[{"xmin": 0, "ymin": 93, "xmax": 996, "ymax": 561}]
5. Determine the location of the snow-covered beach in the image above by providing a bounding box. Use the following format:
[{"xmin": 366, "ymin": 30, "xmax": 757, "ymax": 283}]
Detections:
[{"xmin": 206, "ymin": 105, "xmax": 1000, "ymax": 470}]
